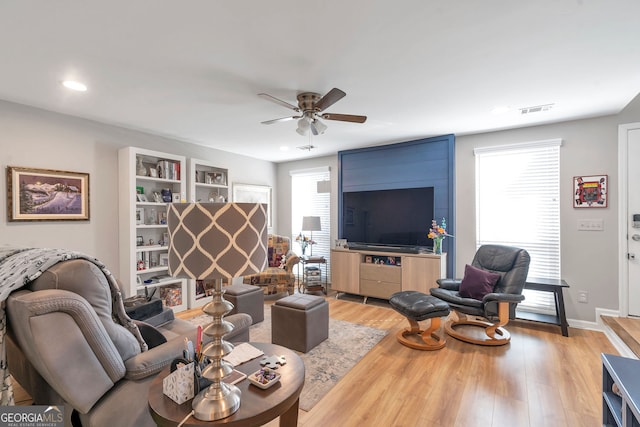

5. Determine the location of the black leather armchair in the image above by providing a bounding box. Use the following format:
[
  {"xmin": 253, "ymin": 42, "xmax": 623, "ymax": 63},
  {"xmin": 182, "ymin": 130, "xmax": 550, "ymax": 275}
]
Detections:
[{"xmin": 430, "ymin": 244, "xmax": 530, "ymax": 346}]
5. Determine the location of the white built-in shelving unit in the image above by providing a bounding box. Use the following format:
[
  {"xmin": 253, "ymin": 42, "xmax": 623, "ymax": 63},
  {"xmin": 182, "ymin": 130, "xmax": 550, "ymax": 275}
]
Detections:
[
  {"xmin": 187, "ymin": 157, "xmax": 229, "ymax": 204},
  {"xmin": 118, "ymin": 147, "xmax": 187, "ymax": 312}
]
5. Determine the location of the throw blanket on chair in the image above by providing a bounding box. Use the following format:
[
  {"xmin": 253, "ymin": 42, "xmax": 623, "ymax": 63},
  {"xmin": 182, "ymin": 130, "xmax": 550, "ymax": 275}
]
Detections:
[{"xmin": 0, "ymin": 247, "xmax": 148, "ymax": 405}]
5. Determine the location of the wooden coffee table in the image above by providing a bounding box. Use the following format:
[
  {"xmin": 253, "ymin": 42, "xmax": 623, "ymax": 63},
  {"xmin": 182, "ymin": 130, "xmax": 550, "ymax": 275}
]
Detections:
[{"xmin": 148, "ymin": 342, "xmax": 305, "ymax": 427}]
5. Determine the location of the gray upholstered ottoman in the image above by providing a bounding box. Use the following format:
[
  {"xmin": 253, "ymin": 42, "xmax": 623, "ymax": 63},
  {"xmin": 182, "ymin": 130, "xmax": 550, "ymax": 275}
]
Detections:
[
  {"xmin": 224, "ymin": 283, "xmax": 264, "ymax": 324},
  {"xmin": 271, "ymin": 294, "xmax": 329, "ymax": 352}
]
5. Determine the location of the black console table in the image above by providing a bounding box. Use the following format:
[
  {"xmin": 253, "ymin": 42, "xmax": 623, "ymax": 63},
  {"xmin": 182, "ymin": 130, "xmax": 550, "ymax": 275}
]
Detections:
[{"xmin": 515, "ymin": 277, "xmax": 570, "ymax": 337}]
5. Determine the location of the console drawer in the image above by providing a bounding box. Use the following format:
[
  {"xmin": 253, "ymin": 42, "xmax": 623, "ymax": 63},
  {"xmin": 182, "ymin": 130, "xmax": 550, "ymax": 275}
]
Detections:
[
  {"xmin": 360, "ymin": 264, "xmax": 402, "ymax": 283},
  {"xmin": 360, "ymin": 279, "xmax": 401, "ymax": 299}
]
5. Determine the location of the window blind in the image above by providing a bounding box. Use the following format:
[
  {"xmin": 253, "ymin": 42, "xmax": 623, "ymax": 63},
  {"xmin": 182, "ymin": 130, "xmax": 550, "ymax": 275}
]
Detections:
[
  {"xmin": 474, "ymin": 139, "xmax": 561, "ymax": 314},
  {"xmin": 290, "ymin": 168, "xmax": 331, "ymax": 280}
]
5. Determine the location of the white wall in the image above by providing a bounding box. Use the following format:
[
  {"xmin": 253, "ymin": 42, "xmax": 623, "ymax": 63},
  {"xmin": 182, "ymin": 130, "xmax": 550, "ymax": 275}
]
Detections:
[
  {"xmin": 456, "ymin": 115, "xmax": 619, "ymax": 322},
  {"xmin": 618, "ymin": 92, "xmax": 640, "ymax": 124},
  {"xmin": 3, "ymin": 95, "xmax": 639, "ymax": 322},
  {"xmin": 0, "ymin": 100, "xmax": 276, "ymax": 273},
  {"xmin": 276, "ymin": 155, "xmax": 339, "ymax": 241}
]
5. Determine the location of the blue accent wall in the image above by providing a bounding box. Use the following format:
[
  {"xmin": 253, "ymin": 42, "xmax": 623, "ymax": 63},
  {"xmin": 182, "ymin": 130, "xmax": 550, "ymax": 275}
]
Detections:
[{"xmin": 338, "ymin": 134, "xmax": 455, "ymax": 276}]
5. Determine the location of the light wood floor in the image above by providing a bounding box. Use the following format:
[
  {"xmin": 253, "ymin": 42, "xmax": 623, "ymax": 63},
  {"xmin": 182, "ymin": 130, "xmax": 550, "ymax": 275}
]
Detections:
[
  {"xmin": 14, "ymin": 294, "xmax": 622, "ymax": 427},
  {"xmin": 292, "ymin": 297, "xmax": 617, "ymax": 427},
  {"xmin": 184, "ymin": 293, "xmax": 621, "ymax": 427}
]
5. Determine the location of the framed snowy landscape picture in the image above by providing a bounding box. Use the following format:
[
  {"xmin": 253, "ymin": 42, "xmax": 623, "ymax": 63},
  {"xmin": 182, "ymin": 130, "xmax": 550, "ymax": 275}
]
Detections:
[{"xmin": 7, "ymin": 166, "xmax": 90, "ymax": 221}]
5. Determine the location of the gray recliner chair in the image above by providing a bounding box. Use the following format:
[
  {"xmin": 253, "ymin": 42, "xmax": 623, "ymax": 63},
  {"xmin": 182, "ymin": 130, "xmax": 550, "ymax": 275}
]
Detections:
[{"xmin": 6, "ymin": 259, "xmax": 251, "ymax": 427}]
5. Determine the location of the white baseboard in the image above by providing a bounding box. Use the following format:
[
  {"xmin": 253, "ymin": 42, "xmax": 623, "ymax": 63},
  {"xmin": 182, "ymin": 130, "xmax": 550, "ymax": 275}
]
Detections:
[
  {"xmin": 514, "ymin": 306, "xmax": 636, "ymax": 358},
  {"xmin": 568, "ymin": 318, "xmax": 600, "ymax": 331},
  {"xmin": 603, "ymin": 328, "xmax": 637, "ymax": 359},
  {"xmin": 565, "ymin": 308, "xmax": 619, "ymax": 332},
  {"xmin": 595, "ymin": 308, "xmax": 621, "ymax": 330},
  {"xmin": 572, "ymin": 307, "xmax": 638, "ymax": 359}
]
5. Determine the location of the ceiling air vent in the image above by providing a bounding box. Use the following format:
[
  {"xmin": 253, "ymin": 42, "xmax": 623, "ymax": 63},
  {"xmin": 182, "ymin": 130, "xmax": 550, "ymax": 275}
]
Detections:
[
  {"xmin": 297, "ymin": 144, "xmax": 316, "ymax": 151},
  {"xmin": 520, "ymin": 104, "xmax": 554, "ymax": 115}
]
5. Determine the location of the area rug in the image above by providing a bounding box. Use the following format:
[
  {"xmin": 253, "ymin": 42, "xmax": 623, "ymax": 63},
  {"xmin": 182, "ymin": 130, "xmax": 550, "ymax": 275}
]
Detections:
[{"xmin": 187, "ymin": 304, "xmax": 387, "ymax": 411}]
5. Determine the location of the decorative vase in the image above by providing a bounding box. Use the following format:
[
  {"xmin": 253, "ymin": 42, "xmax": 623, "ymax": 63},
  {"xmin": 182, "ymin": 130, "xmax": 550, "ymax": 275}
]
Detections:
[
  {"xmin": 433, "ymin": 238, "xmax": 442, "ymax": 255},
  {"xmin": 136, "ymin": 157, "xmax": 147, "ymax": 176}
]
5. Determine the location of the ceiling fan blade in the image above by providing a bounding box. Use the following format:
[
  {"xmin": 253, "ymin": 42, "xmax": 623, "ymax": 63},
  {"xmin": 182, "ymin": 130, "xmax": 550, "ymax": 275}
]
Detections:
[
  {"xmin": 315, "ymin": 88, "xmax": 346, "ymax": 111},
  {"xmin": 258, "ymin": 93, "xmax": 300, "ymax": 112},
  {"xmin": 261, "ymin": 116, "xmax": 301, "ymax": 125},
  {"xmin": 321, "ymin": 113, "xmax": 367, "ymax": 123}
]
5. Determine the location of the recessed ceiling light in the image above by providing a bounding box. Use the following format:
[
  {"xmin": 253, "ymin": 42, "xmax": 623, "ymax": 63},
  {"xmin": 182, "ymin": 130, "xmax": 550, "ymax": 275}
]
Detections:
[
  {"xmin": 62, "ymin": 80, "xmax": 87, "ymax": 92},
  {"xmin": 279, "ymin": 146, "xmax": 289, "ymax": 151},
  {"xmin": 491, "ymin": 106, "xmax": 510, "ymax": 114}
]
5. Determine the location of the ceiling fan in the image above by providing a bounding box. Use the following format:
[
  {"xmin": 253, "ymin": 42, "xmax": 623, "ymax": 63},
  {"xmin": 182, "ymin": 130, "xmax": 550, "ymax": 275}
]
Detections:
[{"xmin": 258, "ymin": 88, "xmax": 367, "ymax": 136}]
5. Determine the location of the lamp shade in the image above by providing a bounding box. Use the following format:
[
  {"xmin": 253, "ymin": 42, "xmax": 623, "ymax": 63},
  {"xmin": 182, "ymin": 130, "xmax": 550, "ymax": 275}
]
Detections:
[
  {"xmin": 167, "ymin": 203, "xmax": 268, "ymax": 280},
  {"xmin": 166, "ymin": 202, "xmax": 267, "ymax": 421},
  {"xmin": 302, "ymin": 216, "xmax": 322, "ymax": 232}
]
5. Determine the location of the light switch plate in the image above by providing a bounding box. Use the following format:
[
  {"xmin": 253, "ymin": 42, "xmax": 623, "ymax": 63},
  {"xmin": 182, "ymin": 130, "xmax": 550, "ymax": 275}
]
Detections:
[{"xmin": 578, "ymin": 219, "xmax": 604, "ymax": 231}]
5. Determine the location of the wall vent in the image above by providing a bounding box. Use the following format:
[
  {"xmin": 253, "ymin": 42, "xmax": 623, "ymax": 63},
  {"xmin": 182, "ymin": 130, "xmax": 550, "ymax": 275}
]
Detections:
[{"xmin": 520, "ymin": 104, "xmax": 554, "ymax": 115}]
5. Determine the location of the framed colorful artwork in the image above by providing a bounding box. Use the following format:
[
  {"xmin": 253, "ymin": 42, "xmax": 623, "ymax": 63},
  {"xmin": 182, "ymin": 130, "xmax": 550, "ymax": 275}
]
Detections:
[
  {"xmin": 7, "ymin": 166, "xmax": 90, "ymax": 221},
  {"xmin": 574, "ymin": 174, "xmax": 607, "ymax": 208}
]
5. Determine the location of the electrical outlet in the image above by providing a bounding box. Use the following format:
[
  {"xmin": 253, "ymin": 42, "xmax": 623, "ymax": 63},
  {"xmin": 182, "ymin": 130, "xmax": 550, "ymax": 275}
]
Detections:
[{"xmin": 578, "ymin": 291, "xmax": 588, "ymax": 303}]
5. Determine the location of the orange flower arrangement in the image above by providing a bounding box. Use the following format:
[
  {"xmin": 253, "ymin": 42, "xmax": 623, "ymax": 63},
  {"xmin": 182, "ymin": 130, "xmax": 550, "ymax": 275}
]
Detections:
[{"xmin": 427, "ymin": 218, "xmax": 452, "ymax": 254}]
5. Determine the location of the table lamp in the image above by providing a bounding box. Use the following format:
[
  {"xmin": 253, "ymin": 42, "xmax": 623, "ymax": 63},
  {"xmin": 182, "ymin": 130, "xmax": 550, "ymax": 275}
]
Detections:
[
  {"xmin": 167, "ymin": 202, "xmax": 267, "ymax": 421},
  {"xmin": 302, "ymin": 216, "xmax": 321, "ymax": 256}
]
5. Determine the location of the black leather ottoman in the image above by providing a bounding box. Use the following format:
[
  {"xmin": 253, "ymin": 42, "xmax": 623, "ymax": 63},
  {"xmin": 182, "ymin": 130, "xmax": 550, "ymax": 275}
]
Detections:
[{"xmin": 389, "ymin": 291, "xmax": 450, "ymax": 350}]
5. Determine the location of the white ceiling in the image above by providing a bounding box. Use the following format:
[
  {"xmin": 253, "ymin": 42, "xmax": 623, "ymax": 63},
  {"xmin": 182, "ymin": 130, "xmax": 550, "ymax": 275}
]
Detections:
[{"xmin": 1, "ymin": 1, "xmax": 639, "ymax": 163}]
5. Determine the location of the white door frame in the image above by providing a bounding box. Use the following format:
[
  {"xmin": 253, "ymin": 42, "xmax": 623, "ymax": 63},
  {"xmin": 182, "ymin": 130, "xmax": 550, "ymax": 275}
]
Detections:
[{"xmin": 618, "ymin": 122, "xmax": 640, "ymax": 317}]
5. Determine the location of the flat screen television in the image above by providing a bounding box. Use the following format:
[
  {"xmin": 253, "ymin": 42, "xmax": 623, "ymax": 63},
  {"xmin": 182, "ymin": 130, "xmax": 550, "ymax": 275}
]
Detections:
[{"xmin": 341, "ymin": 187, "xmax": 435, "ymax": 251}]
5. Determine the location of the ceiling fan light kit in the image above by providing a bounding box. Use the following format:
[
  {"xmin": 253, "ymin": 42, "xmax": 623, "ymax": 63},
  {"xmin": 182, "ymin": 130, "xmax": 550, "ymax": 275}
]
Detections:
[
  {"xmin": 311, "ymin": 118, "xmax": 327, "ymax": 134},
  {"xmin": 259, "ymin": 88, "xmax": 367, "ymax": 136},
  {"xmin": 296, "ymin": 117, "xmax": 310, "ymax": 135}
]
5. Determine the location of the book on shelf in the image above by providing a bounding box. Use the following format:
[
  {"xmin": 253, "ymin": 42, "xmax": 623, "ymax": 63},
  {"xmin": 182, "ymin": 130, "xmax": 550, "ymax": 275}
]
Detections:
[
  {"xmin": 156, "ymin": 160, "xmax": 180, "ymax": 180},
  {"xmin": 150, "ymin": 274, "xmax": 173, "ymax": 283}
]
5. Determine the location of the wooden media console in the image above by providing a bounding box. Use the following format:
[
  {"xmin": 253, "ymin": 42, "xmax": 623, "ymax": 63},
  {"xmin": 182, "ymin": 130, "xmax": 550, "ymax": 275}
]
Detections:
[{"xmin": 331, "ymin": 248, "xmax": 446, "ymax": 303}]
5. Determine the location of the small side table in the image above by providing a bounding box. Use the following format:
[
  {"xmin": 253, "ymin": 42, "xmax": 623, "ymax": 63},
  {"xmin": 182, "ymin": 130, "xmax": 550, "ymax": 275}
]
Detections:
[
  {"xmin": 299, "ymin": 256, "xmax": 327, "ymax": 294},
  {"xmin": 516, "ymin": 277, "xmax": 570, "ymax": 337},
  {"xmin": 148, "ymin": 342, "xmax": 305, "ymax": 427}
]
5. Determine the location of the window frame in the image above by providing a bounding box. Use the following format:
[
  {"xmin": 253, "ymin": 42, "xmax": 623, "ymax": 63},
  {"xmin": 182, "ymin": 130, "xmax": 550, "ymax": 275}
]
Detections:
[{"xmin": 474, "ymin": 138, "xmax": 562, "ymax": 314}]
